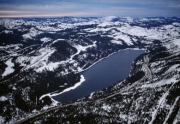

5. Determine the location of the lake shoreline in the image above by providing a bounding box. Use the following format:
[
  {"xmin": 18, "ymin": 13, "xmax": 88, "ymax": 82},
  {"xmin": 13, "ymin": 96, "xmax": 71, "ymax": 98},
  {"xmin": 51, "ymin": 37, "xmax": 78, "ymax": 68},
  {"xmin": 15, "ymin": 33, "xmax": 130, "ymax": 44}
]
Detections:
[
  {"xmin": 76, "ymin": 47, "xmax": 146, "ymax": 74},
  {"xmin": 40, "ymin": 48, "xmax": 145, "ymax": 104}
]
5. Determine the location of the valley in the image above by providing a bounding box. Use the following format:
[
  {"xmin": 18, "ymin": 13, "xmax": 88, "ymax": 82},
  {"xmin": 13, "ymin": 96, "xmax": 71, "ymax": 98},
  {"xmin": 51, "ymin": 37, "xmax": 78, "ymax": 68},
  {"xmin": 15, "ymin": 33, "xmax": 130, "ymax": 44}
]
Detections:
[{"xmin": 0, "ymin": 16, "xmax": 180, "ymax": 123}]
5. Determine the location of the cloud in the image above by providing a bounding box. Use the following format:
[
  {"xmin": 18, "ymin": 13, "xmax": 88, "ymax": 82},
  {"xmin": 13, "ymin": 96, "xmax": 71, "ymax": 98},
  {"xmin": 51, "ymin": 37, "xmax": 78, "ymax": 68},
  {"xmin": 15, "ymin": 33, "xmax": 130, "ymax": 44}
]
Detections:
[
  {"xmin": 0, "ymin": 0, "xmax": 180, "ymax": 17},
  {"xmin": 169, "ymin": 4, "xmax": 180, "ymax": 8},
  {"xmin": 0, "ymin": 3, "xmax": 144, "ymax": 17}
]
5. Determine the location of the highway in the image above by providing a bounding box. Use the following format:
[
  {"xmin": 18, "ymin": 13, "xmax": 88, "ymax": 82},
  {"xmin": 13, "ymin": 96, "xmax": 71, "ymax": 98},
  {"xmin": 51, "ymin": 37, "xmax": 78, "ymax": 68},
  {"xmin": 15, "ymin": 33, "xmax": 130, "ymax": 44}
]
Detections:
[{"xmin": 14, "ymin": 54, "xmax": 152, "ymax": 124}]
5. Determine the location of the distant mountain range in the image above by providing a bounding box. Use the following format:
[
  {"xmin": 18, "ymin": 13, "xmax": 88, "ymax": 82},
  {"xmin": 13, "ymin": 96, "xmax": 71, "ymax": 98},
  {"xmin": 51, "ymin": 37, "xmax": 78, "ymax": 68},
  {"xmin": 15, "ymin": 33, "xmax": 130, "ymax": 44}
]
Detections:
[{"xmin": 0, "ymin": 16, "xmax": 180, "ymax": 123}]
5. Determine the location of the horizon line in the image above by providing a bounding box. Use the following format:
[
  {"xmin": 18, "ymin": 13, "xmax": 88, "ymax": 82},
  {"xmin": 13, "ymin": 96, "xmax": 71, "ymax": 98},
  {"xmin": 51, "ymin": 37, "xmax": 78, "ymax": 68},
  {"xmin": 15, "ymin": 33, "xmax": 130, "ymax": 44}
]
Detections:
[{"xmin": 0, "ymin": 15, "xmax": 179, "ymax": 19}]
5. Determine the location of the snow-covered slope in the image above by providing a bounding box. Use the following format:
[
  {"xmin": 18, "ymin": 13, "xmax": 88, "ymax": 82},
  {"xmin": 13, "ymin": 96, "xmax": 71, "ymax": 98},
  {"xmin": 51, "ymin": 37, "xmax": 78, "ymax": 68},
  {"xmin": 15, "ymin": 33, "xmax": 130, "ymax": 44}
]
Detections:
[{"xmin": 0, "ymin": 16, "xmax": 180, "ymax": 123}]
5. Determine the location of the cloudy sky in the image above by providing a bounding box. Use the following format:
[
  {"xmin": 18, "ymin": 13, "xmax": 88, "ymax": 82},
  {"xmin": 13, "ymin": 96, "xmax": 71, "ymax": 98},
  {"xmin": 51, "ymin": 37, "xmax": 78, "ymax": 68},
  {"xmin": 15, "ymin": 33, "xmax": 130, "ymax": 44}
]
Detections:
[{"xmin": 0, "ymin": 0, "xmax": 180, "ymax": 18}]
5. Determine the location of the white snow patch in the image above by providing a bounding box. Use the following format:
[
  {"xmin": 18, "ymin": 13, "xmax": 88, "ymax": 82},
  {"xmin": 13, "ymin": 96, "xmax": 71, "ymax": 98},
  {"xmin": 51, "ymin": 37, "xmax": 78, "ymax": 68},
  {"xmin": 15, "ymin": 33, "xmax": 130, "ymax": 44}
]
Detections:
[
  {"xmin": 12, "ymin": 86, "xmax": 17, "ymax": 90},
  {"xmin": 16, "ymin": 56, "xmax": 29, "ymax": 67},
  {"xmin": 0, "ymin": 96, "xmax": 8, "ymax": 101},
  {"xmin": 111, "ymin": 40, "xmax": 122, "ymax": 45},
  {"xmin": 4, "ymin": 30, "xmax": 13, "ymax": 34},
  {"xmin": 42, "ymin": 105, "xmax": 49, "ymax": 110},
  {"xmin": 16, "ymin": 47, "xmax": 57, "ymax": 72},
  {"xmin": 89, "ymin": 92, "xmax": 94, "ymax": 99},
  {"xmin": 102, "ymin": 16, "xmax": 118, "ymax": 22},
  {"xmin": 25, "ymin": 47, "xmax": 56, "ymax": 72},
  {"xmin": 32, "ymin": 109, "xmax": 38, "ymax": 113},
  {"xmin": 166, "ymin": 64, "xmax": 179, "ymax": 74},
  {"xmin": 36, "ymin": 25, "xmax": 62, "ymax": 32},
  {"xmin": 119, "ymin": 113, "xmax": 128, "ymax": 120},
  {"xmin": 74, "ymin": 42, "xmax": 96, "ymax": 52},
  {"xmin": 22, "ymin": 27, "xmax": 43, "ymax": 40},
  {"xmin": 172, "ymin": 22, "xmax": 180, "ymax": 26},
  {"xmin": 172, "ymin": 39, "xmax": 180, "ymax": 48},
  {"xmin": 114, "ymin": 33, "xmax": 133, "ymax": 45},
  {"xmin": 0, "ymin": 116, "xmax": 5, "ymax": 124},
  {"xmin": 52, "ymin": 39, "xmax": 66, "ymax": 44},
  {"xmin": 39, "ymin": 75, "xmax": 85, "ymax": 100},
  {"xmin": 124, "ymin": 17, "xmax": 133, "ymax": 22},
  {"xmin": 77, "ymin": 33, "xmax": 86, "ymax": 35},
  {"xmin": 36, "ymin": 62, "xmax": 59, "ymax": 72},
  {"xmin": 40, "ymin": 37, "xmax": 52, "ymax": 43},
  {"xmin": 102, "ymin": 104, "xmax": 111, "ymax": 112},
  {"xmin": 142, "ymin": 76, "xmax": 177, "ymax": 88},
  {"xmin": 98, "ymin": 22, "xmax": 114, "ymax": 27},
  {"xmin": 2, "ymin": 58, "xmax": 15, "ymax": 76}
]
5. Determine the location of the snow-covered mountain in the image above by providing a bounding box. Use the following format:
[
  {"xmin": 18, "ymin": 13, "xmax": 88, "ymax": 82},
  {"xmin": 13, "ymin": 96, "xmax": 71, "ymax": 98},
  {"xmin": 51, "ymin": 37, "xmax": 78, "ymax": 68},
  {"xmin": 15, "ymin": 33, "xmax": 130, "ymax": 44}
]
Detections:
[{"xmin": 0, "ymin": 16, "xmax": 180, "ymax": 123}]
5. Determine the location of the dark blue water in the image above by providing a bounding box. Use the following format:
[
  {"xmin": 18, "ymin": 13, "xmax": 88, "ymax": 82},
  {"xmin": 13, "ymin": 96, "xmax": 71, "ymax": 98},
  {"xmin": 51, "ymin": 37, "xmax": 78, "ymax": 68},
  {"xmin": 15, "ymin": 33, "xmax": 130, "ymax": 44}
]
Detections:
[{"xmin": 53, "ymin": 50, "xmax": 144, "ymax": 102}]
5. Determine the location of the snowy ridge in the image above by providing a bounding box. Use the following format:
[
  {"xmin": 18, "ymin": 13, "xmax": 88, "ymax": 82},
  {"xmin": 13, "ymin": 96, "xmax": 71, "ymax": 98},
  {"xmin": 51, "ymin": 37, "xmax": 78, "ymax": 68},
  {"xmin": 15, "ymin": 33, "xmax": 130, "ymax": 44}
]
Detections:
[
  {"xmin": 1, "ymin": 17, "xmax": 180, "ymax": 74},
  {"xmin": 22, "ymin": 27, "xmax": 43, "ymax": 40}
]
